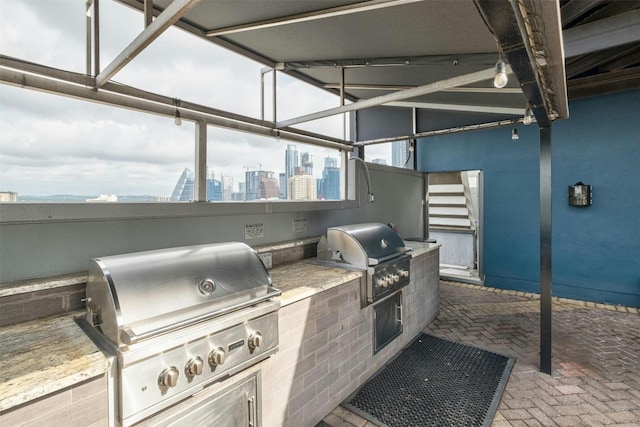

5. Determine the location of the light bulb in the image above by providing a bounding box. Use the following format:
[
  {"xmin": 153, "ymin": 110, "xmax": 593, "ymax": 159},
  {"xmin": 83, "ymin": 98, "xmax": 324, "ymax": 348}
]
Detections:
[
  {"xmin": 494, "ymin": 60, "xmax": 508, "ymax": 88},
  {"xmin": 523, "ymin": 107, "xmax": 533, "ymax": 125},
  {"xmin": 174, "ymin": 109, "xmax": 182, "ymax": 126},
  {"xmin": 512, "ymin": 128, "xmax": 519, "ymax": 140}
]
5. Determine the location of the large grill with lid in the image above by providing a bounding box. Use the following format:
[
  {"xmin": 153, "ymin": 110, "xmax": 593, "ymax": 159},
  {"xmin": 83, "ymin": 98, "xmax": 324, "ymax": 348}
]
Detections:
[
  {"xmin": 80, "ymin": 242, "xmax": 280, "ymax": 426},
  {"xmin": 317, "ymin": 223, "xmax": 411, "ymax": 305}
]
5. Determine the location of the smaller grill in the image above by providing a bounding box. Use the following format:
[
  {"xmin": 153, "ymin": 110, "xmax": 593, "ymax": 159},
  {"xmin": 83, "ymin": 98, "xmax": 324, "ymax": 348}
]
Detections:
[
  {"xmin": 80, "ymin": 242, "xmax": 280, "ymax": 426},
  {"xmin": 318, "ymin": 223, "xmax": 411, "ymax": 304}
]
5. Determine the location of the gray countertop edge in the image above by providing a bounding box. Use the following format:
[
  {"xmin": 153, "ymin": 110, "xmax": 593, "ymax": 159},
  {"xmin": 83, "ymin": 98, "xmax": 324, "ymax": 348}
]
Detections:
[{"xmin": 0, "ymin": 312, "xmax": 112, "ymax": 412}]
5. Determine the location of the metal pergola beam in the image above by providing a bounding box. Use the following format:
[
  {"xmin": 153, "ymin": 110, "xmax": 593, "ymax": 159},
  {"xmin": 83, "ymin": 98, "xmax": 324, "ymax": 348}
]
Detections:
[
  {"xmin": 205, "ymin": 0, "xmax": 422, "ymax": 37},
  {"xmin": 0, "ymin": 55, "xmax": 347, "ymax": 148},
  {"xmin": 0, "ymin": 66, "xmax": 352, "ymax": 152},
  {"xmin": 95, "ymin": 0, "xmax": 199, "ymax": 88},
  {"xmin": 114, "ymin": 0, "xmax": 357, "ymax": 103},
  {"xmin": 565, "ymin": 44, "xmax": 640, "ymax": 79},
  {"xmin": 354, "ymin": 117, "xmax": 522, "ymax": 146},
  {"xmin": 568, "ymin": 66, "xmax": 640, "ymax": 99},
  {"xmin": 277, "ymin": 53, "xmax": 499, "ymax": 70},
  {"xmin": 277, "ymin": 67, "xmax": 496, "ymax": 128},
  {"xmin": 560, "ymin": 0, "xmax": 605, "ymax": 27},
  {"xmin": 385, "ymin": 101, "xmax": 524, "ymax": 115},
  {"xmin": 323, "ymin": 83, "xmax": 523, "ymax": 94},
  {"xmin": 473, "ymin": 0, "xmax": 554, "ymax": 126},
  {"xmin": 563, "ymin": 9, "xmax": 640, "ymax": 58}
]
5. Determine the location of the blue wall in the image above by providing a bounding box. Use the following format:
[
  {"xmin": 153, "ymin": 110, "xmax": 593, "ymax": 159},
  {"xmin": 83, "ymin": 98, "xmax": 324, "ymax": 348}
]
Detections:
[{"xmin": 418, "ymin": 90, "xmax": 640, "ymax": 307}]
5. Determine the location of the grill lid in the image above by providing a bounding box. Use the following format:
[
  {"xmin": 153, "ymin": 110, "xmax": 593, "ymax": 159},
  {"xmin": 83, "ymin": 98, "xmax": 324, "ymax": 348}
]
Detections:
[
  {"xmin": 318, "ymin": 223, "xmax": 410, "ymax": 268},
  {"xmin": 85, "ymin": 242, "xmax": 278, "ymax": 347}
]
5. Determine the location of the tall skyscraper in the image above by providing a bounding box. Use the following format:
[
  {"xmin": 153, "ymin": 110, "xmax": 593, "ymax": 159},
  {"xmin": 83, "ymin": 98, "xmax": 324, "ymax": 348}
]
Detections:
[
  {"xmin": 170, "ymin": 168, "xmax": 194, "ymax": 202},
  {"xmin": 170, "ymin": 167, "xmax": 222, "ymax": 202},
  {"xmin": 284, "ymin": 144, "xmax": 299, "ymax": 198},
  {"xmin": 278, "ymin": 173, "xmax": 286, "ymax": 199},
  {"xmin": 324, "ymin": 156, "xmax": 338, "ymax": 168},
  {"xmin": 318, "ymin": 156, "xmax": 340, "ymax": 200},
  {"xmin": 392, "ymin": 140, "xmax": 408, "ymax": 167},
  {"xmin": 287, "ymin": 170, "xmax": 317, "ymax": 201},
  {"xmin": 300, "ymin": 152, "xmax": 313, "ymax": 176},
  {"xmin": 245, "ymin": 170, "xmax": 280, "ymax": 201},
  {"xmin": 221, "ymin": 175, "xmax": 233, "ymax": 200}
]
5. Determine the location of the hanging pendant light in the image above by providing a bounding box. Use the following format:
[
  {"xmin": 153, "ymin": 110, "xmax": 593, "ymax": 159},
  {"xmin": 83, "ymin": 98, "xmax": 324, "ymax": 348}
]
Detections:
[
  {"xmin": 494, "ymin": 60, "xmax": 508, "ymax": 88},
  {"xmin": 523, "ymin": 107, "xmax": 534, "ymax": 125},
  {"xmin": 174, "ymin": 98, "xmax": 182, "ymax": 126}
]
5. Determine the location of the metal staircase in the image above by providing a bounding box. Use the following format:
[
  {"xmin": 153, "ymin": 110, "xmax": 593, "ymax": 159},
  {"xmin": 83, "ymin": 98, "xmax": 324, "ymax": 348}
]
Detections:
[
  {"xmin": 428, "ymin": 172, "xmax": 476, "ymax": 232},
  {"xmin": 428, "ymin": 171, "xmax": 481, "ymax": 284}
]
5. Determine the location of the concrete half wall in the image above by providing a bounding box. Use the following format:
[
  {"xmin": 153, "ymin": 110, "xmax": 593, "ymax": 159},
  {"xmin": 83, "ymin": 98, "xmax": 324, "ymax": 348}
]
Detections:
[{"xmin": 0, "ymin": 163, "xmax": 426, "ymax": 283}]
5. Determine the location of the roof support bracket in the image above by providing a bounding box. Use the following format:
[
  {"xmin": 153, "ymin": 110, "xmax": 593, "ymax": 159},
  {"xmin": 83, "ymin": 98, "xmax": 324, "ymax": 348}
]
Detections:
[
  {"xmin": 95, "ymin": 0, "xmax": 200, "ymax": 88},
  {"xmin": 276, "ymin": 67, "xmax": 496, "ymax": 128},
  {"xmin": 473, "ymin": 0, "xmax": 568, "ymax": 126}
]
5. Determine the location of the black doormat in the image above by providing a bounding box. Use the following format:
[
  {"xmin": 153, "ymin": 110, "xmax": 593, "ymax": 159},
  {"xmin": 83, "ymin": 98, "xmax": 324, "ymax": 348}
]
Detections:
[{"xmin": 342, "ymin": 334, "xmax": 515, "ymax": 427}]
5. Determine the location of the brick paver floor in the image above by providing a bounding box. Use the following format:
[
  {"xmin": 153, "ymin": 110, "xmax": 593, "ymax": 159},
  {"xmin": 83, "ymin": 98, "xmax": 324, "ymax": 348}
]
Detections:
[{"xmin": 320, "ymin": 280, "xmax": 640, "ymax": 426}]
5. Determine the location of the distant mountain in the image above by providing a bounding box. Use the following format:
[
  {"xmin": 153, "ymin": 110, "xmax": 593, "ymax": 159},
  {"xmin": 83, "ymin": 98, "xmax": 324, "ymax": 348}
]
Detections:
[{"xmin": 17, "ymin": 195, "xmax": 160, "ymax": 203}]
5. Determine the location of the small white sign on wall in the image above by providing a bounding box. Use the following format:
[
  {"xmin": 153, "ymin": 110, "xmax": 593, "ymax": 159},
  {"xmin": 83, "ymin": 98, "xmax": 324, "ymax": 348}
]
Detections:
[
  {"xmin": 245, "ymin": 223, "xmax": 264, "ymax": 240},
  {"xmin": 292, "ymin": 217, "xmax": 308, "ymax": 233}
]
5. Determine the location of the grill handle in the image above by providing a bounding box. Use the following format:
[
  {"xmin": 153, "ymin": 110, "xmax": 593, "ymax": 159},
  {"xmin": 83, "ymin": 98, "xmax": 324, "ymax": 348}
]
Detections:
[
  {"xmin": 368, "ymin": 248, "xmax": 412, "ymax": 266},
  {"xmin": 120, "ymin": 287, "xmax": 281, "ymax": 345}
]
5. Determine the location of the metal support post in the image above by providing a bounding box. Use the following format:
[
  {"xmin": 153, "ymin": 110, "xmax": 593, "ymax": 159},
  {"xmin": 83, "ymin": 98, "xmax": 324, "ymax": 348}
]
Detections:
[
  {"xmin": 195, "ymin": 121, "xmax": 207, "ymax": 202},
  {"xmin": 272, "ymin": 69, "xmax": 277, "ymax": 123},
  {"xmin": 86, "ymin": 0, "xmax": 92, "ymax": 75},
  {"xmin": 93, "ymin": 0, "xmax": 100, "ymax": 76},
  {"xmin": 540, "ymin": 125, "xmax": 553, "ymax": 374}
]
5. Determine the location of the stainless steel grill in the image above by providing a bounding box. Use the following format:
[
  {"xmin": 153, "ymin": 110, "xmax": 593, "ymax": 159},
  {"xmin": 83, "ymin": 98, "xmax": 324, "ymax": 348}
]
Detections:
[
  {"xmin": 80, "ymin": 242, "xmax": 280, "ymax": 426},
  {"xmin": 317, "ymin": 223, "xmax": 411, "ymax": 305}
]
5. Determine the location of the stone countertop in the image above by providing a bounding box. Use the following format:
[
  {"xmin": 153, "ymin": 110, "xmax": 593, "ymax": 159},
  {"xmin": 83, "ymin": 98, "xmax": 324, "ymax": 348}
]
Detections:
[
  {"xmin": 271, "ymin": 260, "xmax": 363, "ymax": 306},
  {"xmin": 0, "ymin": 312, "xmax": 111, "ymax": 412},
  {"xmin": 0, "ymin": 261, "xmax": 362, "ymax": 414},
  {"xmin": 270, "ymin": 241, "xmax": 439, "ymax": 306},
  {"xmin": 405, "ymin": 241, "xmax": 441, "ymax": 257},
  {"xmin": 0, "ymin": 241, "xmax": 438, "ymax": 413}
]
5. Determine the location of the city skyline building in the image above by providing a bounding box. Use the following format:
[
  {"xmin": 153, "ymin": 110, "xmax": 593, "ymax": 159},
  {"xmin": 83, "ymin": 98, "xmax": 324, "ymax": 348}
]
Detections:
[
  {"xmin": 222, "ymin": 175, "xmax": 233, "ymax": 201},
  {"xmin": 284, "ymin": 144, "xmax": 299, "ymax": 199},
  {"xmin": 300, "ymin": 152, "xmax": 313, "ymax": 176},
  {"xmin": 317, "ymin": 156, "xmax": 340, "ymax": 200},
  {"xmin": 245, "ymin": 170, "xmax": 279, "ymax": 201},
  {"xmin": 0, "ymin": 192, "xmax": 18, "ymax": 203},
  {"xmin": 170, "ymin": 167, "xmax": 222, "ymax": 202},
  {"xmin": 287, "ymin": 168, "xmax": 317, "ymax": 201},
  {"xmin": 278, "ymin": 173, "xmax": 286, "ymax": 199},
  {"xmin": 391, "ymin": 140, "xmax": 408, "ymax": 167}
]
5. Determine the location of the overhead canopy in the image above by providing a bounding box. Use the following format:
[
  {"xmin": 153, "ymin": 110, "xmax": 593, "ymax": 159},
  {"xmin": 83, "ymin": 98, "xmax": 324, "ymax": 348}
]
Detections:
[
  {"xmin": 113, "ymin": 0, "xmax": 576, "ymax": 142},
  {"xmin": 5, "ymin": 0, "xmax": 638, "ymax": 145}
]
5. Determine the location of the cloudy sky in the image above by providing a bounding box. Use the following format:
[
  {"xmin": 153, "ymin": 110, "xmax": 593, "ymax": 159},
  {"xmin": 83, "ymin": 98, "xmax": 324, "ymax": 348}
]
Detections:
[{"xmin": 0, "ymin": 0, "xmax": 391, "ymax": 197}]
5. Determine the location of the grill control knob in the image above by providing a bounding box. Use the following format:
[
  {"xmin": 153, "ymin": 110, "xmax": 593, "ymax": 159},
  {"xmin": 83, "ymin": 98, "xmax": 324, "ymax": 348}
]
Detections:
[
  {"xmin": 158, "ymin": 366, "xmax": 179, "ymax": 388},
  {"xmin": 248, "ymin": 332, "xmax": 263, "ymax": 350},
  {"xmin": 391, "ymin": 274, "xmax": 400, "ymax": 283},
  {"xmin": 185, "ymin": 356, "xmax": 204, "ymax": 376},
  {"xmin": 399, "ymin": 269, "xmax": 409, "ymax": 278},
  {"xmin": 376, "ymin": 278, "xmax": 387, "ymax": 288},
  {"xmin": 208, "ymin": 347, "xmax": 226, "ymax": 366}
]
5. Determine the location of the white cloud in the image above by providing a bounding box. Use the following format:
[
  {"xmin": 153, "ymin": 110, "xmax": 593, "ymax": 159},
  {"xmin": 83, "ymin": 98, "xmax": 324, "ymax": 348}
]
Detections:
[{"xmin": 0, "ymin": 0, "xmax": 391, "ymax": 197}]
